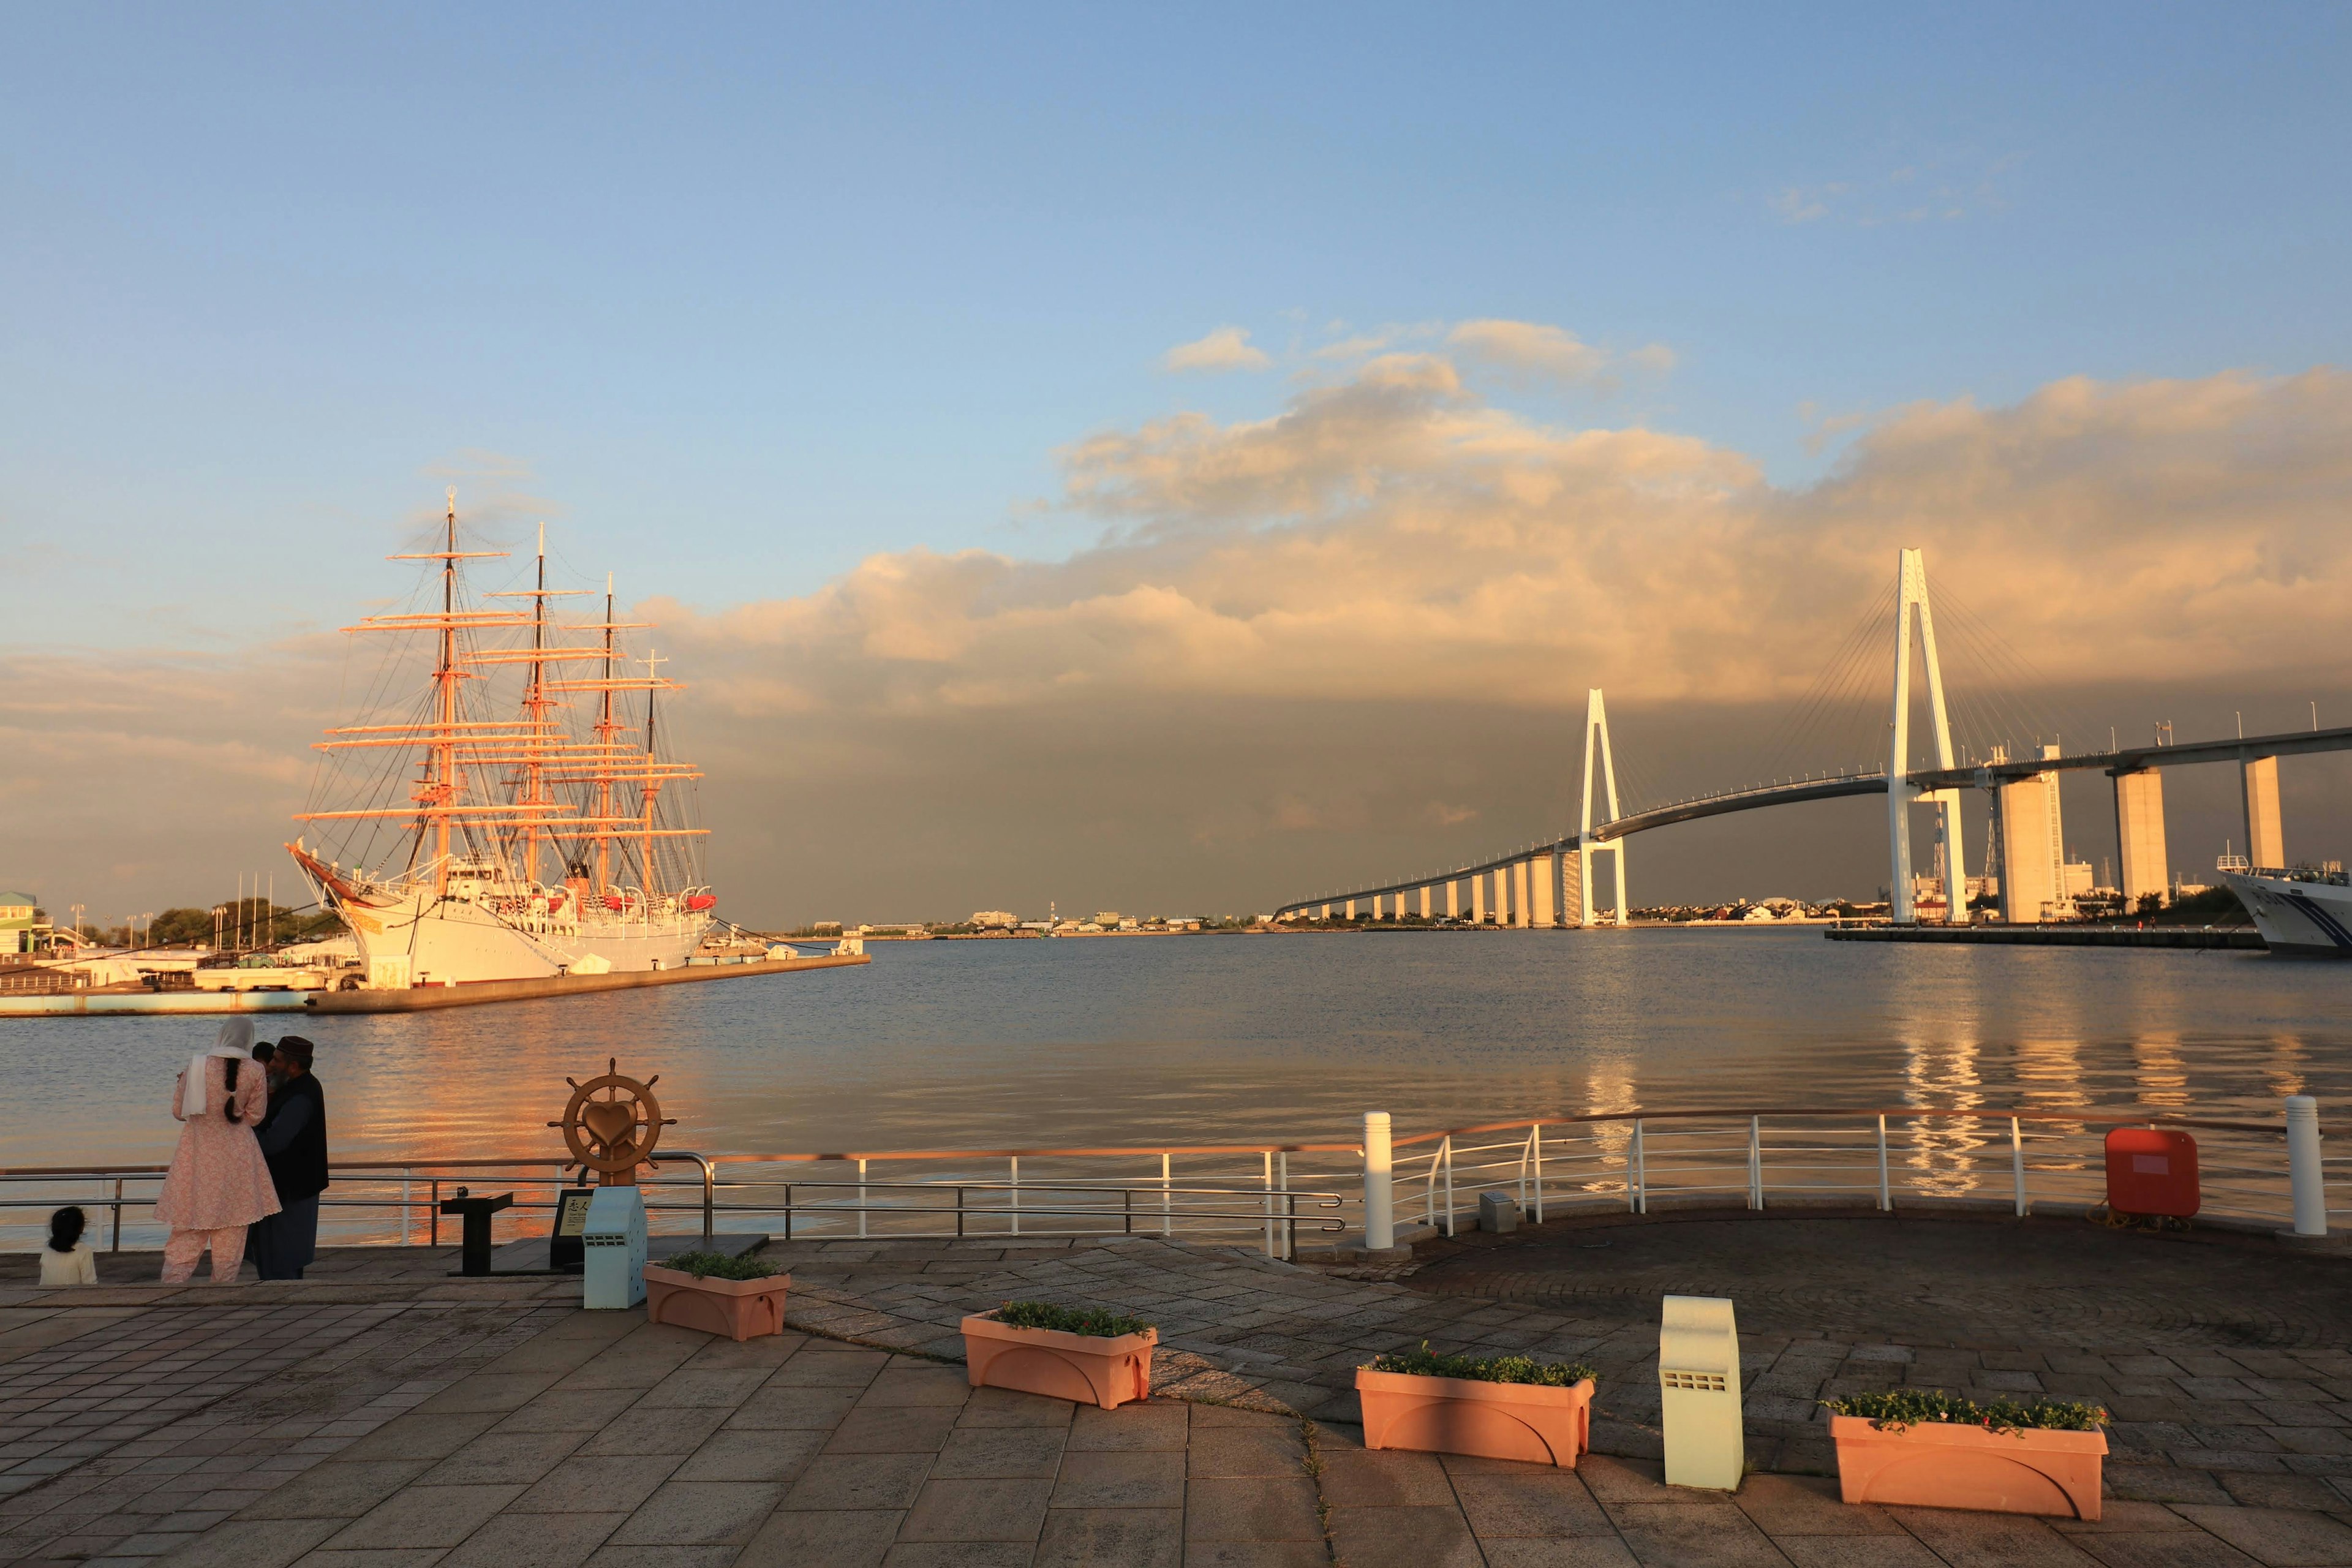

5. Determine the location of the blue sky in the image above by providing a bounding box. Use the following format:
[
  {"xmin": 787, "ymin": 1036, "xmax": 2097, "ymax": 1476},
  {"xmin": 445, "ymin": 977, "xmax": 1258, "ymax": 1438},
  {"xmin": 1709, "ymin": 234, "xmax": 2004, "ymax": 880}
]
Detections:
[
  {"xmin": 9, "ymin": 5, "xmax": 2352, "ymax": 919},
  {"xmin": 7, "ymin": 4, "xmax": 2346, "ymax": 646}
]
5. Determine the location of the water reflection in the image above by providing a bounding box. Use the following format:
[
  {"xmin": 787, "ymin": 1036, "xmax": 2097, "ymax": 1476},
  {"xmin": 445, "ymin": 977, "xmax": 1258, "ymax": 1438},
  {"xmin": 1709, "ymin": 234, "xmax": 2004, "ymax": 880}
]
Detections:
[{"xmin": 9, "ymin": 933, "xmax": 2352, "ymax": 1176}]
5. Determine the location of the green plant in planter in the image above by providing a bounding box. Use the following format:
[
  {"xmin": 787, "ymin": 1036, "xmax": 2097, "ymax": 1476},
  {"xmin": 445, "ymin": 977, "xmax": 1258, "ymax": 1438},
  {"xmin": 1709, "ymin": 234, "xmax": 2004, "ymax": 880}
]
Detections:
[
  {"xmin": 1825, "ymin": 1388, "xmax": 2108, "ymax": 1434},
  {"xmin": 996, "ymin": 1301, "xmax": 1154, "ymax": 1338},
  {"xmin": 661, "ymin": 1249, "xmax": 782, "ymax": 1281},
  {"xmin": 1366, "ymin": 1343, "xmax": 1597, "ymax": 1387}
]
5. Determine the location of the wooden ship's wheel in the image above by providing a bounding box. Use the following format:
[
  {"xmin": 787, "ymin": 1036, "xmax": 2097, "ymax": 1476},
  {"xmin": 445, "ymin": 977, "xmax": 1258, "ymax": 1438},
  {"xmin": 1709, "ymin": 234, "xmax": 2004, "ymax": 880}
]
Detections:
[{"xmin": 550, "ymin": 1058, "xmax": 677, "ymax": 1185}]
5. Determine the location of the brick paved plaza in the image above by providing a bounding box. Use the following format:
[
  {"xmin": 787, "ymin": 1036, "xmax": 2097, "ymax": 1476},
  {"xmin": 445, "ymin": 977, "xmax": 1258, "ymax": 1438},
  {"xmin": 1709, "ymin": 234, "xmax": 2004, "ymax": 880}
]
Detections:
[{"xmin": 4, "ymin": 1209, "xmax": 2352, "ymax": 1566}]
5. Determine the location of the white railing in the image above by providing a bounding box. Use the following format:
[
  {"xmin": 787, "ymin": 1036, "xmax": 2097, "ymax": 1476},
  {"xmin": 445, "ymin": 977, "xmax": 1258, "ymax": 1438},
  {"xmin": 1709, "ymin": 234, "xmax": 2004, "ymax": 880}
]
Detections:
[
  {"xmin": 6, "ymin": 1100, "xmax": 2331, "ymax": 1263},
  {"xmin": 1383, "ymin": 1104, "xmax": 2326, "ymax": 1239}
]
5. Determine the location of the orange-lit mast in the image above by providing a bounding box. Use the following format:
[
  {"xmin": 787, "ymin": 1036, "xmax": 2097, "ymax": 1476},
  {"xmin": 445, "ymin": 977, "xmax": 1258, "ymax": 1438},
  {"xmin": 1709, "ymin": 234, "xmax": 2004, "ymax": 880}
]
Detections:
[{"xmin": 596, "ymin": 573, "xmax": 615, "ymax": 892}]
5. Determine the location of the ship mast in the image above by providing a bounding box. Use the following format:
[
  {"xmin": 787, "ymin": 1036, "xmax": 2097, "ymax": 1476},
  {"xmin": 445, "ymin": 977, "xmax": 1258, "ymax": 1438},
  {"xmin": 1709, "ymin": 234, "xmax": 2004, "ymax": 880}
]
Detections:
[{"xmin": 596, "ymin": 573, "xmax": 615, "ymax": 894}]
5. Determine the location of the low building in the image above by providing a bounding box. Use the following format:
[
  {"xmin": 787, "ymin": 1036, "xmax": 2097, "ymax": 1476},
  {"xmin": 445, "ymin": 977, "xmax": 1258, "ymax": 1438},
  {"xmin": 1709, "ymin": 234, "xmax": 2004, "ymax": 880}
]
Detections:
[
  {"xmin": 970, "ymin": 910, "xmax": 1018, "ymax": 929},
  {"xmin": 1, "ymin": 892, "xmax": 53, "ymax": 956}
]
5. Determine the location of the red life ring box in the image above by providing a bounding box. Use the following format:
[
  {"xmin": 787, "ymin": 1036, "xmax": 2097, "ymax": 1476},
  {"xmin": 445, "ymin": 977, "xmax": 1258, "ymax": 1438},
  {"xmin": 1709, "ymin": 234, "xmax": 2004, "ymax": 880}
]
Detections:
[{"xmin": 2105, "ymin": 1128, "xmax": 2199, "ymax": 1218}]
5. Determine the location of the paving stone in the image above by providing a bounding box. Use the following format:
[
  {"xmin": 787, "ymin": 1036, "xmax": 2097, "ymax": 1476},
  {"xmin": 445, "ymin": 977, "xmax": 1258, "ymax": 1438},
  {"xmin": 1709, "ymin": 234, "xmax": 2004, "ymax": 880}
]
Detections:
[
  {"xmin": 420, "ymin": 1430, "xmax": 586, "ymax": 1486},
  {"xmin": 487, "ymin": 1390, "xmax": 644, "ymax": 1435},
  {"xmin": 896, "ymin": 1476, "xmax": 1055, "ymax": 1542},
  {"xmin": 857, "ymin": 1369, "xmax": 973, "ymax": 1408},
  {"xmin": 2170, "ymin": 1504, "xmax": 2352, "ymax": 1566},
  {"xmin": 1050, "ymin": 1449, "xmax": 1186, "ymax": 1509},
  {"xmin": 1187, "ymin": 1427, "xmax": 1304, "ymax": 1478},
  {"xmin": 823, "ymin": 1404, "xmax": 962, "ymax": 1455},
  {"xmin": 1884, "ymin": 1506, "xmax": 2102, "ymax": 1566},
  {"xmin": 1733, "ymin": 1472, "xmax": 1905, "ymax": 1537},
  {"xmin": 1772, "ymin": 1538, "xmax": 1950, "ymax": 1567},
  {"xmin": 573, "ymin": 1406, "xmax": 731, "ymax": 1457},
  {"xmin": 337, "ymin": 1415, "xmax": 507, "ymax": 1461},
  {"xmin": 436, "ymin": 1510, "xmax": 625, "ymax": 1568},
  {"xmin": 2059, "ymin": 1533, "xmax": 2264, "ymax": 1567},
  {"xmin": 1065, "ymin": 1402, "xmax": 1189, "ymax": 1452},
  {"xmin": 322, "ymin": 1485, "xmax": 527, "ymax": 1550},
  {"xmin": 727, "ymin": 1385, "xmax": 864, "ymax": 1430},
  {"xmin": 1329, "ymin": 1502, "xmax": 1486, "ymax": 1567},
  {"xmin": 1317, "ymin": 1449, "xmax": 1456, "ymax": 1507},
  {"xmin": 605, "ymin": 1480, "xmax": 786, "ymax": 1546},
  {"xmin": 952, "ymin": 1388, "xmax": 1072, "ymax": 1429},
  {"xmin": 1478, "ymin": 1540, "xmax": 1643, "ymax": 1567},
  {"xmin": 509, "ymin": 1453, "xmax": 682, "ymax": 1515},
  {"xmin": 736, "ymin": 1507, "xmax": 900, "ymax": 1568},
  {"xmin": 779, "ymin": 1453, "xmax": 935, "ymax": 1512},
  {"xmin": 236, "ymin": 1461, "xmax": 434, "ymax": 1521},
  {"xmin": 929, "ymin": 1427, "xmax": 1068, "ymax": 1480},
  {"xmin": 1183, "ymin": 1476, "xmax": 1322, "ymax": 1541}
]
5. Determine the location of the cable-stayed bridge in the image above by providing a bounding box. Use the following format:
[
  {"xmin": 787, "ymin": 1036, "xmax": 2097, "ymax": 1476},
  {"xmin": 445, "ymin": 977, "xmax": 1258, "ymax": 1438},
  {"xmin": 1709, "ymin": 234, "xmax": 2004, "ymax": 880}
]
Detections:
[{"xmin": 1276, "ymin": 548, "xmax": 2352, "ymax": 928}]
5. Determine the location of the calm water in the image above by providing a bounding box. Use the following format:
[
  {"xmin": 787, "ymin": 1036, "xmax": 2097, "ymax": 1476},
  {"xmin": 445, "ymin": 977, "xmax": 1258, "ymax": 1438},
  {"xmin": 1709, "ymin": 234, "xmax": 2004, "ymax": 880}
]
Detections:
[{"xmin": 9, "ymin": 930, "xmax": 2352, "ymax": 1168}]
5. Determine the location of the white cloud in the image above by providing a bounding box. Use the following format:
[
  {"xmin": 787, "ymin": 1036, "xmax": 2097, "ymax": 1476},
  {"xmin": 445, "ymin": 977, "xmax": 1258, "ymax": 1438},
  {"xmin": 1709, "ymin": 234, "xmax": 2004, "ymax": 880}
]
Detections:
[
  {"xmin": 1163, "ymin": 325, "xmax": 1272, "ymax": 374},
  {"xmin": 1444, "ymin": 320, "xmax": 1675, "ymax": 388}
]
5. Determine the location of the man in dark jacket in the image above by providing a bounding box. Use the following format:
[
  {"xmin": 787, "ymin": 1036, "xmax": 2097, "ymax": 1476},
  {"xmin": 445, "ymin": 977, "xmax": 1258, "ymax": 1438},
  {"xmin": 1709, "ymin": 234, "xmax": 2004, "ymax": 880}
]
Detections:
[{"xmin": 249, "ymin": 1036, "xmax": 328, "ymax": 1280}]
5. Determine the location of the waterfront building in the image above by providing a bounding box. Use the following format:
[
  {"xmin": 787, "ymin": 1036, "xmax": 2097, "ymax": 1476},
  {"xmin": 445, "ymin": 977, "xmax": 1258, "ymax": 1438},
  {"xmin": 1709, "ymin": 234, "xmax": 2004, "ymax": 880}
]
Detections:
[{"xmin": 1, "ymin": 892, "xmax": 52, "ymax": 954}]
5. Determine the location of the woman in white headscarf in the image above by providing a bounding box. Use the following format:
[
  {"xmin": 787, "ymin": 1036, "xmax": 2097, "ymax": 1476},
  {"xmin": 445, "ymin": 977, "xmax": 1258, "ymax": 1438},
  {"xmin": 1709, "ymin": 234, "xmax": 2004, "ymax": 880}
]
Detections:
[{"xmin": 153, "ymin": 1019, "xmax": 280, "ymax": 1283}]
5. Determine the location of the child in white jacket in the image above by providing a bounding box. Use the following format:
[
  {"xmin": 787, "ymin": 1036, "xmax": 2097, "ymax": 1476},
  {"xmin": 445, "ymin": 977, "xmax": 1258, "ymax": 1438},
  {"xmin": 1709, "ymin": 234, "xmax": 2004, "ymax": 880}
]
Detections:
[{"xmin": 40, "ymin": 1207, "xmax": 98, "ymax": 1287}]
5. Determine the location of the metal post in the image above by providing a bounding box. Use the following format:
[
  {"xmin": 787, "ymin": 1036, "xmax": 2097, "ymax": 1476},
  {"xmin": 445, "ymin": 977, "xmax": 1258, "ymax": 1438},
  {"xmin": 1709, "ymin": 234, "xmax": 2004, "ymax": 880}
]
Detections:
[
  {"xmin": 785, "ymin": 1184, "xmax": 793, "ymax": 1242},
  {"xmin": 431, "ymin": 1178, "xmax": 440, "ymax": 1246},
  {"xmin": 1363, "ymin": 1110, "xmax": 1395, "ymax": 1252},
  {"xmin": 1749, "ymin": 1117, "xmax": 1763, "ymax": 1209},
  {"xmin": 955, "ymin": 1187, "xmax": 964, "ymax": 1238},
  {"xmin": 1009, "ymin": 1155, "xmax": 1020, "ymax": 1237},
  {"xmin": 2288, "ymin": 1095, "xmax": 2327, "ymax": 1236},
  {"xmin": 1442, "ymin": 1136, "xmax": 1455, "ymax": 1237},
  {"xmin": 1518, "ymin": 1129, "xmax": 1531, "ymax": 1213},
  {"xmin": 857, "ymin": 1158, "xmax": 869, "ymax": 1239},
  {"xmin": 702, "ymin": 1157, "xmax": 715, "ymax": 1240},
  {"xmin": 1263, "ymin": 1151, "xmax": 1276, "ymax": 1258},
  {"xmin": 1632, "ymin": 1119, "xmax": 1646, "ymax": 1214},
  {"xmin": 1876, "ymin": 1115, "xmax": 1891, "ymax": 1212},
  {"xmin": 1160, "ymin": 1152, "xmax": 1172, "ymax": 1237},
  {"xmin": 111, "ymin": 1177, "xmax": 123, "ymax": 1253},
  {"xmin": 2010, "ymin": 1117, "xmax": 2026, "ymax": 1217},
  {"xmin": 402, "ymin": 1169, "xmax": 413, "ymax": 1246},
  {"xmin": 1279, "ymin": 1151, "xmax": 1291, "ymax": 1257},
  {"xmin": 1531, "ymin": 1123, "xmax": 1544, "ymax": 1224}
]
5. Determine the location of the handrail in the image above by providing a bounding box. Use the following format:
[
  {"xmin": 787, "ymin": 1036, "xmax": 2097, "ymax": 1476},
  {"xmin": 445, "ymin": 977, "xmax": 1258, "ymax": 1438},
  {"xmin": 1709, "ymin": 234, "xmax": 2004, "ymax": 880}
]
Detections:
[{"xmin": 1387, "ymin": 1106, "xmax": 2318, "ymax": 1148}]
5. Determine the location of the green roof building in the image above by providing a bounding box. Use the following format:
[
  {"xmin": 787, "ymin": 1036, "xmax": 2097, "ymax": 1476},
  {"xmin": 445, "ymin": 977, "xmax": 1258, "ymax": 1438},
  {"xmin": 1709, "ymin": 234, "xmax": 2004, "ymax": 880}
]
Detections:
[{"xmin": 1, "ymin": 893, "xmax": 53, "ymax": 955}]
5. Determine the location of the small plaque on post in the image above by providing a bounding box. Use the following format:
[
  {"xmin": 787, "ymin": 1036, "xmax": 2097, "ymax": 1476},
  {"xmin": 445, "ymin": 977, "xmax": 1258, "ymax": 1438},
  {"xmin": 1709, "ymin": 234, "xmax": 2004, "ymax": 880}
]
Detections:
[{"xmin": 549, "ymin": 1188, "xmax": 597, "ymax": 1274}]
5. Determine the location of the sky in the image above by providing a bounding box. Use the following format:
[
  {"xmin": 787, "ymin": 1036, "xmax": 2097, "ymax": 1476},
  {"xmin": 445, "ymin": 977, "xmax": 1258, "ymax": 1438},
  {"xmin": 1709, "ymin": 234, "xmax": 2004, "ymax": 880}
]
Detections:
[{"xmin": 5, "ymin": 5, "xmax": 2351, "ymax": 925}]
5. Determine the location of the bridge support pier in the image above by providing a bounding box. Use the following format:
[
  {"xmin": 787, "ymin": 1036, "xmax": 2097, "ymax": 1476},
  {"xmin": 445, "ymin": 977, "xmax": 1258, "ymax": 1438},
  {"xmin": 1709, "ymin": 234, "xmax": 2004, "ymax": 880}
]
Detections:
[
  {"xmin": 2113, "ymin": 769, "xmax": 2169, "ymax": 910},
  {"xmin": 1560, "ymin": 851, "xmax": 1582, "ymax": 925},
  {"xmin": 1471, "ymin": 873, "xmax": 1486, "ymax": 925},
  {"xmin": 1997, "ymin": 771, "xmax": 2059, "ymax": 924},
  {"xmin": 1419, "ymin": 886, "xmax": 1431, "ymax": 919},
  {"xmin": 2243, "ymin": 755, "xmax": 2284, "ymax": 869},
  {"xmin": 1445, "ymin": 880, "xmax": 1459, "ymax": 920},
  {"xmin": 1531, "ymin": 853, "xmax": 1557, "ymax": 927},
  {"xmin": 1513, "ymin": 861, "xmax": 1531, "ymax": 928},
  {"xmin": 1344, "ymin": 898, "xmax": 1357, "ymax": 921}
]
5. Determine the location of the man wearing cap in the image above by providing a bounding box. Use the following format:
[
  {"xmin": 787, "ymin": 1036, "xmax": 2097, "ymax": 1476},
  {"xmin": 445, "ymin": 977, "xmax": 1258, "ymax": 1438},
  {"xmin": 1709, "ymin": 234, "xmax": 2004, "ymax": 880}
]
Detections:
[{"xmin": 249, "ymin": 1037, "xmax": 329, "ymax": 1280}]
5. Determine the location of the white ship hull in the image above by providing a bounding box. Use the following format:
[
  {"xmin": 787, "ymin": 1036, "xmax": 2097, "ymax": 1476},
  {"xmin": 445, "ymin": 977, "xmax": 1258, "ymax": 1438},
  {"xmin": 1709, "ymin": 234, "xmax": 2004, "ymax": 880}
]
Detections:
[
  {"xmin": 2223, "ymin": 872, "xmax": 2352, "ymax": 957},
  {"xmin": 303, "ymin": 856, "xmax": 712, "ymax": 987}
]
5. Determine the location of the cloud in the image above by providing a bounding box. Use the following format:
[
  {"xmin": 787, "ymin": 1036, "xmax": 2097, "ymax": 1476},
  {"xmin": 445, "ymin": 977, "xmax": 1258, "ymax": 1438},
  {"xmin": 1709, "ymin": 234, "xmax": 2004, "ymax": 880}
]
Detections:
[
  {"xmin": 1444, "ymin": 320, "xmax": 1675, "ymax": 389},
  {"xmin": 15, "ymin": 356, "xmax": 2352, "ymax": 922},
  {"xmin": 1163, "ymin": 325, "xmax": 1272, "ymax": 374}
]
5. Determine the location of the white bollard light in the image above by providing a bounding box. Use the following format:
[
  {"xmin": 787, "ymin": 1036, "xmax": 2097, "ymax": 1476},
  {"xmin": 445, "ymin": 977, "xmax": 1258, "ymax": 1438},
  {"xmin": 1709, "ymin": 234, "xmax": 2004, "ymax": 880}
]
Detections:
[
  {"xmin": 1363, "ymin": 1111, "xmax": 1394, "ymax": 1253},
  {"xmin": 2287, "ymin": 1096, "xmax": 2327, "ymax": 1237},
  {"xmin": 582, "ymin": 1185, "xmax": 647, "ymax": 1309},
  {"xmin": 1659, "ymin": 1294, "xmax": 1744, "ymax": 1490}
]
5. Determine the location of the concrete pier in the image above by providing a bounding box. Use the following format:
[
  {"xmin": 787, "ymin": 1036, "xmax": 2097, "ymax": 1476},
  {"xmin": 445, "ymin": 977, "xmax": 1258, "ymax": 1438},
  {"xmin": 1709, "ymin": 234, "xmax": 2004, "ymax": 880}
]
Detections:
[
  {"xmin": 2114, "ymin": 767, "xmax": 2169, "ymax": 908},
  {"xmin": 1512, "ymin": 859, "xmax": 1531, "ymax": 927},
  {"xmin": 1560, "ymin": 850, "xmax": 1582, "ymax": 925},
  {"xmin": 1471, "ymin": 873, "xmax": 1486, "ymax": 924},
  {"xmin": 1444, "ymin": 880, "xmax": 1459, "ymax": 919},
  {"xmin": 2244, "ymin": 754, "xmax": 2285, "ymax": 866},
  {"xmin": 1531, "ymin": 852, "xmax": 1557, "ymax": 927}
]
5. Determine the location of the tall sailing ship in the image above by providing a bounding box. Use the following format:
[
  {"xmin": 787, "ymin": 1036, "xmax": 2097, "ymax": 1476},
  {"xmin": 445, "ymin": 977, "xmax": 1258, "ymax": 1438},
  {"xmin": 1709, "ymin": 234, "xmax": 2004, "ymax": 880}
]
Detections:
[{"xmin": 287, "ymin": 492, "xmax": 717, "ymax": 987}]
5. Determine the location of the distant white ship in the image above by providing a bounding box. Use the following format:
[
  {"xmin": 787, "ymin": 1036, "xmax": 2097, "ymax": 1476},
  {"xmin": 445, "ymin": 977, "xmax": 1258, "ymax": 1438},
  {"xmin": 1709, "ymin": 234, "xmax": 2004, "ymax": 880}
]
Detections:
[
  {"xmin": 288, "ymin": 492, "xmax": 717, "ymax": 989},
  {"xmin": 2222, "ymin": 868, "xmax": 2352, "ymax": 957}
]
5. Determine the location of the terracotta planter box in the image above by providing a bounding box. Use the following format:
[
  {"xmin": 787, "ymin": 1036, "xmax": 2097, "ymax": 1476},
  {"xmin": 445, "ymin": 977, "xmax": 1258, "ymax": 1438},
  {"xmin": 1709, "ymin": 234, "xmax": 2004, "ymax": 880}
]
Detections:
[
  {"xmin": 1831, "ymin": 1415, "xmax": 2106, "ymax": 1520},
  {"xmin": 642, "ymin": 1264, "xmax": 791, "ymax": 1342},
  {"xmin": 1355, "ymin": 1367, "xmax": 1594, "ymax": 1468},
  {"xmin": 960, "ymin": 1311, "xmax": 1156, "ymax": 1409}
]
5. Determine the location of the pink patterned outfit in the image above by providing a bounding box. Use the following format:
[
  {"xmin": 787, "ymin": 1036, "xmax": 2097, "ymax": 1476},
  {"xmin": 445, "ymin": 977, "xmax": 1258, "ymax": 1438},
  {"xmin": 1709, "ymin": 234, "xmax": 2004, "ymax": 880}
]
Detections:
[{"xmin": 155, "ymin": 1054, "xmax": 279, "ymax": 1283}]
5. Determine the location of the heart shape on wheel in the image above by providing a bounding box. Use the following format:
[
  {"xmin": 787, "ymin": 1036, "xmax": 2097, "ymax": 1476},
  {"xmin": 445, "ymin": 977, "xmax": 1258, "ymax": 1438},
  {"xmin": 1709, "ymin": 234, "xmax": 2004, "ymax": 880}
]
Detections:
[{"xmin": 581, "ymin": 1101, "xmax": 636, "ymax": 1147}]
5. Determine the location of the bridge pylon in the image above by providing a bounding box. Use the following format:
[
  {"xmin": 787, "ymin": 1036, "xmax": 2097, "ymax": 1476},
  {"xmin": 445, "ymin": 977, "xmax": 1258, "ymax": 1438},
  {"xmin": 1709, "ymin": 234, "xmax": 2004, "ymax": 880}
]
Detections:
[
  {"xmin": 1578, "ymin": 688, "xmax": 1629, "ymax": 927},
  {"xmin": 1888, "ymin": 548, "xmax": 1968, "ymax": 924}
]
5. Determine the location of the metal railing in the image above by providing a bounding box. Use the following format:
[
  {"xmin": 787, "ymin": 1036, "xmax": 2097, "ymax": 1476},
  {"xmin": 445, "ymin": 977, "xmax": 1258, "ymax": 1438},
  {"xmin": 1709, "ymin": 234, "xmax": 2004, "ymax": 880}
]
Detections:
[
  {"xmin": 1385, "ymin": 1106, "xmax": 2328, "ymax": 1238},
  {"xmin": 0, "ymin": 1144, "xmax": 1352, "ymax": 1261},
  {"xmin": 6, "ymin": 1101, "xmax": 2332, "ymax": 1263}
]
